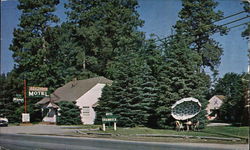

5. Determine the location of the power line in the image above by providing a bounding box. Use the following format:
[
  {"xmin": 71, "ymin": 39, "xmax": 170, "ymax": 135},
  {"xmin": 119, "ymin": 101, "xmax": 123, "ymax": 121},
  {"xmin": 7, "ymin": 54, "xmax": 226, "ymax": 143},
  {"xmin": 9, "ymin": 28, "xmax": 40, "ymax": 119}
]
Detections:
[
  {"xmin": 155, "ymin": 11, "xmax": 249, "ymax": 43},
  {"xmin": 228, "ymin": 22, "xmax": 249, "ymax": 30},
  {"xmin": 220, "ymin": 15, "xmax": 250, "ymax": 26},
  {"xmin": 213, "ymin": 10, "xmax": 246, "ymax": 23}
]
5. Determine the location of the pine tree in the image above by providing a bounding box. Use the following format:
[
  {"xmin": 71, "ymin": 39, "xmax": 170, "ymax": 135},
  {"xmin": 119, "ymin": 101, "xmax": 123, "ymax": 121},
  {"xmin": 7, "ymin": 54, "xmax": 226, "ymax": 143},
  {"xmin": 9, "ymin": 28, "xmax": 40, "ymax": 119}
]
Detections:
[
  {"xmin": 95, "ymin": 52, "xmax": 158, "ymax": 127},
  {"xmin": 131, "ymin": 63, "xmax": 159, "ymax": 127},
  {"xmin": 0, "ymin": 72, "xmax": 23, "ymax": 123},
  {"xmin": 46, "ymin": 23, "xmax": 97, "ymax": 90},
  {"xmin": 65, "ymin": 0, "xmax": 144, "ymax": 78},
  {"xmin": 57, "ymin": 101, "xmax": 82, "ymax": 125},
  {"xmin": 174, "ymin": 0, "xmax": 227, "ymax": 72},
  {"xmin": 156, "ymin": 37, "xmax": 209, "ymax": 128},
  {"xmin": 95, "ymin": 52, "xmax": 141, "ymax": 127},
  {"xmin": 9, "ymin": 0, "xmax": 60, "ymax": 87}
]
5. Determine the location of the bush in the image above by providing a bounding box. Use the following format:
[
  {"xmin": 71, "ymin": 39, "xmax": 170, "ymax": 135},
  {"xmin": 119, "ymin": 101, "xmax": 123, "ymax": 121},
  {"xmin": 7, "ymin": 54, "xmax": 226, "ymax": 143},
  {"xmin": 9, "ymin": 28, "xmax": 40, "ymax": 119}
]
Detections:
[{"xmin": 56, "ymin": 101, "xmax": 82, "ymax": 125}]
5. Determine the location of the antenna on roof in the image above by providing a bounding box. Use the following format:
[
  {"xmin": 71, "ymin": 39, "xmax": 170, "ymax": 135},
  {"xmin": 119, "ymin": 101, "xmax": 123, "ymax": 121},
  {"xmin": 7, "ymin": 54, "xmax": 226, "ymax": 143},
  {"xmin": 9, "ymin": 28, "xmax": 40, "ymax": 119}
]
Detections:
[{"xmin": 72, "ymin": 78, "xmax": 77, "ymax": 87}]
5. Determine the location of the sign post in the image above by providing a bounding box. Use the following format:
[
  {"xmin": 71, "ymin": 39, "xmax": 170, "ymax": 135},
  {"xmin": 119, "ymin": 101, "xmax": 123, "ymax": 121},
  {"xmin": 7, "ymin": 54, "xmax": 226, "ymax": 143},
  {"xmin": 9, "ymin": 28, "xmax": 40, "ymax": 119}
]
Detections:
[
  {"xmin": 22, "ymin": 113, "xmax": 30, "ymax": 123},
  {"xmin": 21, "ymin": 82, "xmax": 49, "ymax": 123},
  {"xmin": 21, "ymin": 80, "xmax": 30, "ymax": 123},
  {"xmin": 101, "ymin": 113, "xmax": 117, "ymax": 131}
]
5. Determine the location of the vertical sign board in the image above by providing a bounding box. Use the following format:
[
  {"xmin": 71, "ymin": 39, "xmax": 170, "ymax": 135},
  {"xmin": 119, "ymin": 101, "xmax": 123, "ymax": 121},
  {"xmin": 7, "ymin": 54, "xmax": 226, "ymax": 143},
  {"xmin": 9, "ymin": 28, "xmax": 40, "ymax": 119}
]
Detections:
[
  {"xmin": 28, "ymin": 87, "xmax": 49, "ymax": 97},
  {"xmin": 22, "ymin": 113, "xmax": 30, "ymax": 122}
]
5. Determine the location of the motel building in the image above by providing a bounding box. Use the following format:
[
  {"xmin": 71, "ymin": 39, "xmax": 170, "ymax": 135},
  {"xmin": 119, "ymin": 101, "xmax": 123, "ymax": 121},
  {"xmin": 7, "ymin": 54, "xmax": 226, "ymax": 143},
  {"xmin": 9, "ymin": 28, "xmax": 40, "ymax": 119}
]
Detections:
[{"xmin": 36, "ymin": 77, "xmax": 112, "ymax": 124}]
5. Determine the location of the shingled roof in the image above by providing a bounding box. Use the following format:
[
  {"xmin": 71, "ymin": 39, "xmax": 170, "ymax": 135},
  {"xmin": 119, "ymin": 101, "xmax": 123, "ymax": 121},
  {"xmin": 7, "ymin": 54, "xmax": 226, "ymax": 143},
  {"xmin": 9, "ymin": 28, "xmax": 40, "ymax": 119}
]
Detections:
[
  {"xmin": 214, "ymin": 95, "xmax": 226, "ymax": 101},
  {"xmin": 36, "ymin": 76, "xmax": 112, "ymax": 105}
]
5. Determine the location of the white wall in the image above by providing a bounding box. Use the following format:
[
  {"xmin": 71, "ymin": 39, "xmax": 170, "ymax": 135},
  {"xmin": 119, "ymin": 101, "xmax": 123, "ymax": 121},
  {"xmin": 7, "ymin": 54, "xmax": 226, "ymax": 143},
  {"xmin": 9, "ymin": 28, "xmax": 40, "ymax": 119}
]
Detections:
[
  {"xmin": 206, "ymin": 96, "xmax": 223, "ymax": 114},
  {"xmin": 76, "ymin": 83, "xmax": 106, "ymax": 124},
  {"xmin": 42, "ymin": 108, "xmax": 57, "ymax": 123}
]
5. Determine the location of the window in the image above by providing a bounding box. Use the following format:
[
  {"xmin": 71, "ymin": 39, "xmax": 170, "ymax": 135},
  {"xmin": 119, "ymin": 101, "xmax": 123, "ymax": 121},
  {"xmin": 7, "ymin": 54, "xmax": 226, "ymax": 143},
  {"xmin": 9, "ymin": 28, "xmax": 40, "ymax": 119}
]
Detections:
[{"xmin": 82, "ymin": 106, "xmax": 90, "ymax": 116}]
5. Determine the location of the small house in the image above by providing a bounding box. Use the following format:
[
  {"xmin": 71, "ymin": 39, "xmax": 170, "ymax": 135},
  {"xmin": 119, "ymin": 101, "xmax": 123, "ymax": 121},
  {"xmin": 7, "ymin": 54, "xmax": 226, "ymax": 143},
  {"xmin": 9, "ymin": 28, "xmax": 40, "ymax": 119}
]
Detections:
[
  {"xmin": 206, "ymin": 95, "xmax": 225, "ymax": 120},
  {"xmin": 36, "ymin": 76, "xmax": 112, "ymax": 124}
]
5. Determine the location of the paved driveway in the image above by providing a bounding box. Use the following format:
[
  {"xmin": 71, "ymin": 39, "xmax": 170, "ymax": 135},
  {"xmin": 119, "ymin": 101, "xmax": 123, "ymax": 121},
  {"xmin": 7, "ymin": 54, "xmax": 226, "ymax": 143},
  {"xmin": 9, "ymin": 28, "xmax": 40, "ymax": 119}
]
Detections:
[{"xmin": 0, "ymin": 124, "xmax": 75, "ymax": 135}]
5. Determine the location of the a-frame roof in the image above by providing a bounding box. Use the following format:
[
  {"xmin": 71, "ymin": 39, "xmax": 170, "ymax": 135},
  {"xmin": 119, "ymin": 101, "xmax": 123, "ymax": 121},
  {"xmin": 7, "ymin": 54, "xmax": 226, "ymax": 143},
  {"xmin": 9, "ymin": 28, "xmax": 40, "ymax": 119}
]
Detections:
[{"xmin": 36, "ymin": 76, "xmax": 112, "ymax": 105}]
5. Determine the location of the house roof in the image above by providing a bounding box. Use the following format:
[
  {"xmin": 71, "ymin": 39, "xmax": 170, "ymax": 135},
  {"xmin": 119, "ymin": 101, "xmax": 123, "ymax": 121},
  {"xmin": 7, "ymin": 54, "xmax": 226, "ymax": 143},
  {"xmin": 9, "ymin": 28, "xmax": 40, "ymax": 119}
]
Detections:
[
  {"xmin": 36, "ymin": 76, "xmax": 112, "ymax": 105},
  {"xmin": 214, "ymin": 95, "xmax": 226, "ymax": 101},
  {"xmin": 46, "ymin": 102, "xmax": 59, "ymax": 108}
]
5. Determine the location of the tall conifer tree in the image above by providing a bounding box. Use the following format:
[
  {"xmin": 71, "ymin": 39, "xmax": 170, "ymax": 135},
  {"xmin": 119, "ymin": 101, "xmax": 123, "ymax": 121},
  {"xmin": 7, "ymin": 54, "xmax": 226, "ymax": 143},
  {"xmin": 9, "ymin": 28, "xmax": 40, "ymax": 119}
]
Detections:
[
  {"xmin": 0, "ymin": 72, "xmax": 22, "ymax": 123},
  {"xmin": 95, "ymin": 52, "xmax": 158, "ymax": 127},
  {"xmin": 65, "ymin": 0, "xmax": 144, "ymax": 77},
  {"xmin": 156, "ymin": 37, "xmax": 209, "ymax": 128},
  {"xmin": 10, "ymin": 0, "xmax": 60, "ymax": 87},
  {"xmin": 174, "ymin": 0, "xmax": 227, "ymax": 72}
]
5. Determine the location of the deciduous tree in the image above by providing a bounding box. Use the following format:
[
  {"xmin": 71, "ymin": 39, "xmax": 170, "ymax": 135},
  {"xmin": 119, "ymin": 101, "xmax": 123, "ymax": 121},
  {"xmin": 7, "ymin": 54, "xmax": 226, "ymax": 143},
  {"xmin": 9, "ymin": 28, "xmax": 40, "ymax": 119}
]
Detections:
[{"xmin": 213, "ymin": 73, "xmax": 245, "ymax": 123}]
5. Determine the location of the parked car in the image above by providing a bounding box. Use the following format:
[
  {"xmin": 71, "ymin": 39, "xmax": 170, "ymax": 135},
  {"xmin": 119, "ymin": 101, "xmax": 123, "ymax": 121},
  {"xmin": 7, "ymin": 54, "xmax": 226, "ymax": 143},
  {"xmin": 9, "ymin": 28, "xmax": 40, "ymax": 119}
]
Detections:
[{"xmin": 0, "ymin": 117, "xmax": 8, "ymax": 127}]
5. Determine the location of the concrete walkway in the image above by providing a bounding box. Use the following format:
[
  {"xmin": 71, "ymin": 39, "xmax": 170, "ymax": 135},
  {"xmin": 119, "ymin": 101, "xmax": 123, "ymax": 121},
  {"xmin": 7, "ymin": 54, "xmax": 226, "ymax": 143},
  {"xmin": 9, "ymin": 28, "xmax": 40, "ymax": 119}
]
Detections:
[{"xmin": 207, "ymin": 123, "xmax": 231, "ymax": 126}]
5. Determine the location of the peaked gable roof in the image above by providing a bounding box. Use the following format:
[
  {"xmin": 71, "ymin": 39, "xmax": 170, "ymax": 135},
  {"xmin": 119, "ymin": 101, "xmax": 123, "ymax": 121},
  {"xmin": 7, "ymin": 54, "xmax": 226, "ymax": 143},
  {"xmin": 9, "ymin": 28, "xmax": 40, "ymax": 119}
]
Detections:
[
  {"xmin": 36, "ymin": 76, "xmax": 112, "ymax": 105},
  {"xmin": 214, "ymin": 95, "xmax": 226, "ymax": 101}
]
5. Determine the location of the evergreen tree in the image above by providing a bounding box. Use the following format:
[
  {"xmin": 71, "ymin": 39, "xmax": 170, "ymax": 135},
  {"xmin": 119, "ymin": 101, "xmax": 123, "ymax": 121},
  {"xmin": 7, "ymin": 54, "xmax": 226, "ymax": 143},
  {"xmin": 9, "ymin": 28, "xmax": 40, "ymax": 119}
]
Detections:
[
  {"xmin": 57, "ymin": 101, "xmax": 82, "ymax": 125},
  {"xmin": 46, "ymin": 23, "xmax": 97, "ymax": 90},
  {"xmin": 174, "ymin": 0, "xmax": 227, "ymax": 72},
  {"xmin": 131, "ymin": 63, "xmax": 159, "ymax": 127},
  {"xmin": 140, "ymin": 38, "xmax": 165, "ymax": 78},
  {"xmin": 95, "ymin": 52, "xmax": 158, "ymax": 127},
  {"xmin": 0, "ymin": 72, "xmax": 23, "ymax": 123},
  {"xmin": 156, "ymin": 37, "xmax": 209, "ymax": 129},
  {"xmin": 65, "ymin": 0, "xmax": 145, "ymax": 78},
  {"xmin": 9, "ymin": 0, "xmax": 60, "ymax": 87}
]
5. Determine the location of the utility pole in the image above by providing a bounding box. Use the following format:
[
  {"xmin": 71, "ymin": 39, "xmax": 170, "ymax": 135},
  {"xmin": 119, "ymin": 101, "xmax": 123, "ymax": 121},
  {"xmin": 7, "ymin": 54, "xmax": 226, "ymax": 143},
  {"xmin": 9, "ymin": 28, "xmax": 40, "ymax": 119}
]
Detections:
[
  {"xmin": 244, "ymin": 35, "xmax": 250, "ymax": 126},
  {"xmin": 242, "ymin": 0, "xmax": 250, "ymax": 125},
  {"xmin": 247, "ymin": 35, "xmax": 250, "ymax": 111},
  {"xmin": 248, "ymin": 36, "xmax": 250, "ymax": 74}
]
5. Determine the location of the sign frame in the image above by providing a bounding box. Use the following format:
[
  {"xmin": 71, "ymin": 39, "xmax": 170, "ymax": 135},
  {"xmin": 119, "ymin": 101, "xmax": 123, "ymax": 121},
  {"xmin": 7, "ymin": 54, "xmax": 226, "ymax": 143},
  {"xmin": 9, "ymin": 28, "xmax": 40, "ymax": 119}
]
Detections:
[
  {"xmin": 22, "ymin": 113, "xmax": 30, "ymax": 123},
  {"xmin": 28, "ymin": 86, "xmax": 49, "ymax": 98}
]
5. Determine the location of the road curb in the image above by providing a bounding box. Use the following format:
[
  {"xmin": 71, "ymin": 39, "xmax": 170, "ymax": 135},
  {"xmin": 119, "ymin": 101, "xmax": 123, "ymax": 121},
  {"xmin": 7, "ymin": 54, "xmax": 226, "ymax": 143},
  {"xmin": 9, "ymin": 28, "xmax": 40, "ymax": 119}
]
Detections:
[
  {"xmin": 75, "ymin": 130, "xmax": 112, "ymax": 136},
  {"xmin": 75, "ymin": 130, "xmax": 242, "ymax": 141},
  {"xmin": 135, "ymin": 134, "xmax": 242, "ymax": 141}
]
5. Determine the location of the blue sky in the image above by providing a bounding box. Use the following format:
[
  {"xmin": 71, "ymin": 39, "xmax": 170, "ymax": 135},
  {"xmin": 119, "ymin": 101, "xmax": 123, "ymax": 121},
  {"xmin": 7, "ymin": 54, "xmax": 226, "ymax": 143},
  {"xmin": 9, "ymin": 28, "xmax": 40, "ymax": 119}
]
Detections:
[{"xmin": 1, "ymin": 0, "xmax": 249, "ymax": 77}]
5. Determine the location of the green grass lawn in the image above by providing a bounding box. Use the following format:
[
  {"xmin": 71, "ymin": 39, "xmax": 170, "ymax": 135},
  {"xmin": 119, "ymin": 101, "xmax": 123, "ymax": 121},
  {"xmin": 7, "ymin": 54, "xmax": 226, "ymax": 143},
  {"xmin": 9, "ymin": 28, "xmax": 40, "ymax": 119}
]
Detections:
[
  {"xmin": 202, "ymin": 126, "xmax": 249, "ymax": 139},
  {"xmin": 76, "ymin": 125, "xmax": 249, "ymax": 139}
]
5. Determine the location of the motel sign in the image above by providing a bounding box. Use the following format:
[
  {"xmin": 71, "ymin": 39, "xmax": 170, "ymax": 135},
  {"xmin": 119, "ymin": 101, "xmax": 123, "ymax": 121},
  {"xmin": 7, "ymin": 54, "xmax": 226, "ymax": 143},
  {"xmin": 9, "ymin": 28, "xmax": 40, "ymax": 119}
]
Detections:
[{"xmin": 28, "ymin": 86, "xmax": 49, "ymax": 97}]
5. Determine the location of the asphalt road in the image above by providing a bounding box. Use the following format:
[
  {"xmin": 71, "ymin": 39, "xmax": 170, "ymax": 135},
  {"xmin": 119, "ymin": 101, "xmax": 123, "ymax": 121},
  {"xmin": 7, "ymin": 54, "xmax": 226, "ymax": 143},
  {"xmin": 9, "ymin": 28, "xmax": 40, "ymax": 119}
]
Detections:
[{"xmin": 0, "ymin": 133, "xmax": 248, "ymax": 150}]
